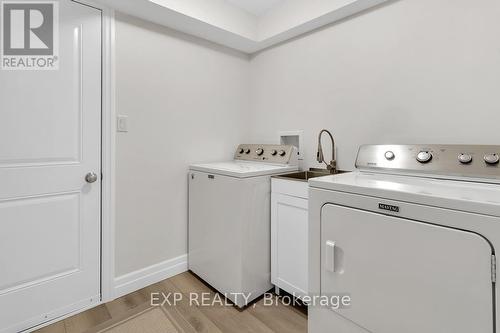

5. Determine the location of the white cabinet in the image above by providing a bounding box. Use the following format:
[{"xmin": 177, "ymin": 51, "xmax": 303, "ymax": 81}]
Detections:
[{"xmin": 271, "ymin": 178, "xmax": 309, "ymax": 298}]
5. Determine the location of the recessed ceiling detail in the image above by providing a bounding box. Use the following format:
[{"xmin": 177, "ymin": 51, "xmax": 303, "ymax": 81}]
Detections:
[{"xmin": 97, "ymin": 0, "xmax": 390, "ymax": 54}]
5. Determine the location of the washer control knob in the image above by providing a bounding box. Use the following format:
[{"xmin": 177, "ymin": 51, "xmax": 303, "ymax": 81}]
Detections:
[
  {"xmin": 256, "ymin": 148, "xmax": 264, "ymax": 156},
  {"xmin": 278, "ymin": 150, "xmax": 286, "ymax": 157},
  {"xmin": 271, "ymin": 149, "xmax": 278, "ymax": 156},
  {"xmin": 484, "ymin": 154, "xmax": 499, "ymax": 165},
  {"xmin": 238, "ymin": 148, "xmax": 245, "ymax": 154},
  {"xmin": 416, "ymin": 151, "xmax": 433, "ymax": 163},
  {"xmin": 384, "ymin": 151, "xmax": 395, "ymax": 160},
  {"xmin": 458, "ymin": 153, "xmax": 473, "ymax": 164},
  {"xmin": 245, "ymin": 149, "xmax": 251, "ymax": 154}
]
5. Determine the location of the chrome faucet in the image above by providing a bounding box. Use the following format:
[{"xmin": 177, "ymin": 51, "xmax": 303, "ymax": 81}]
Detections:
[{"xmin": 317, "ymin": 129, "xmax": 337, "ymax": 174}]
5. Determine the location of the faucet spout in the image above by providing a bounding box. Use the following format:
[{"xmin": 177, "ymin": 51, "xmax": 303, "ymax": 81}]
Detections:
[{"xmin": 317, "ymin": 129, "xmax": 337, "ymax": 174}]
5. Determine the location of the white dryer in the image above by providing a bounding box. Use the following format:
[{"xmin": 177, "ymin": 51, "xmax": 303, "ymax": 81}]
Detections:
[
  {"xmin": 189, "ymin": 144, "xmax": 298, "ymax": 307},
  {"xmin": 309, "ymin": 145, "xmax": 500, "ymax": 333}
]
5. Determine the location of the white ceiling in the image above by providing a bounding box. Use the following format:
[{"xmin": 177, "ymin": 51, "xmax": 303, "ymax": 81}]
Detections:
[{"xmin": 224, "ymin": 0, "xmax": 285, "ymax": 16}]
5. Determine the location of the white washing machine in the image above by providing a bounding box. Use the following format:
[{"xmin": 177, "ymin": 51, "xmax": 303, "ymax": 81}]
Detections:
[
  {"xmin": 189, "ymin": 144, "xmax": 298, "ymax": 307},
  {"xmin": 308, "ymin": 144, "xmax": 500, "ymax": 333}
]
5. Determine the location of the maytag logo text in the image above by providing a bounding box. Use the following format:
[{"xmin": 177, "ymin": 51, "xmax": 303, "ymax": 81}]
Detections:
[{"xmin": 378, "ymin": 203, "xmax": 400, "ymax": 213}]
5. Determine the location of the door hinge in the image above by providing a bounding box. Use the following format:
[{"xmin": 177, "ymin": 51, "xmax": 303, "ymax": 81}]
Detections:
[{"xmin": 491, "ymin": 255, "xmax": 496, "ymax": 283}]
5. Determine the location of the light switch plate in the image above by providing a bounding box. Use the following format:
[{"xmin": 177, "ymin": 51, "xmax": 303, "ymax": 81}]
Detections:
[{"xmin": 117, "ymin": 115, "xmax": 128, "ymax": 132}]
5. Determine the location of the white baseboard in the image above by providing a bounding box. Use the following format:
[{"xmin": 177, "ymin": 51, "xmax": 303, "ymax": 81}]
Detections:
[{"xmin": 113, "ymin": 254, "xmax": 188, "ymax": 299}]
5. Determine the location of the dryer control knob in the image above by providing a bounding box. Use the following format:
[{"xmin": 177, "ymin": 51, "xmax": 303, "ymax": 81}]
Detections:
[
  {"xmin": 416, "ymin": 151, "xmax": 433, "ymax": 163},
  {"xmin": 270, "ymin": 150, "xmax": 278, "ymax": 156},
  {"xmin": 278, "ymin": 150, "xmax": 286, "ymax": 157},
  {"xmin": 484, "ymin": 154, "xmax": 499, "ymax": 165},
  {"xmin": 238, "ymin": 148, "xmax": 245, "ymax": 154},
  {"xmin": 385, "ymin": 151, "xmax": 395, "ymax": 160},
  {"xmin": 256, "ymin": 148, "xmax": 264, "ymax": 156},
  {"xmin": 245, "ymin": 149, "xmax": 251, "ymax": 154},
  {"xmin": 458, "ymin": 153, "xmax": 473, "ymax": 164}
]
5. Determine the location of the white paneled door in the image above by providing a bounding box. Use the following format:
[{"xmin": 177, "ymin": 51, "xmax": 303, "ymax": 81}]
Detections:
[{"xmin": 0, "ymin": 1, "xmax": 101, "ymax": 332}]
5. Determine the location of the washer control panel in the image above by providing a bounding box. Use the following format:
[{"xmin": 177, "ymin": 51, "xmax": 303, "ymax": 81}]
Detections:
[
  {"xmin": 234, "ymin": 144, "xmax": 298, "ymax": 165},
  {"xmin": 356, "ymin": 144, "xmax": 500, "ymax": 180}
]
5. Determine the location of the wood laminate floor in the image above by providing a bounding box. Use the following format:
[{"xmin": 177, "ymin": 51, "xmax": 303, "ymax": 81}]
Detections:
[{"xmin": 35, "ymin": 272, "xmax": 307, "ymax": 333}]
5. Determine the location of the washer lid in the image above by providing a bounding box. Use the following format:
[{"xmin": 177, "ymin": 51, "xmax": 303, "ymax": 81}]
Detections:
[
  {"xmin": 309, "ymin": 171, "xmax": 500, "ymax": 216},
  {"xmin": 190, "ymin": 161, "xmax": 298, "ymax": 178}
]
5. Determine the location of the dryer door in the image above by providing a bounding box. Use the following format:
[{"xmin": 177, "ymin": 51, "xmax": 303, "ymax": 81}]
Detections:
[{"xmin": 321, "ymin": 204, "xmax": 494, "ymax": 333}]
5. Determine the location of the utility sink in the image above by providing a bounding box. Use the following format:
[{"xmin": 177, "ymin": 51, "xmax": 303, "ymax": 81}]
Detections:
[{"xmin": 274, "ymin": 169, "xmax": 349, "ymax": 182}]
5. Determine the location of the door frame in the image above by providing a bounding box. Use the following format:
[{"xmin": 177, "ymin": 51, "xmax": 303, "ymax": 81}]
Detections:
[
  {"xmin": 72, "ymin": 0, "xmax": 116, "ymax": 303},
  {"xmin": 98, "ymin": 2, "xmax": 116, "ymax": 303}
]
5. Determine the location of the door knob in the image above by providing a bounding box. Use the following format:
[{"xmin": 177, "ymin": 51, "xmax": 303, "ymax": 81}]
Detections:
[{"xmin": 85, "ymin": 172, "xmax": 98, "ymax": 183}]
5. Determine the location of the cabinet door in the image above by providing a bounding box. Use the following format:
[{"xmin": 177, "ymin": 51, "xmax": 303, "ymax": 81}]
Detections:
[
  {"xmin": 272, "ymin": 193, "xmax": 308, "ymax": 297},
  {"xmin": 321, "ymin": 204, "xmax": 494, "ymax": 333}
]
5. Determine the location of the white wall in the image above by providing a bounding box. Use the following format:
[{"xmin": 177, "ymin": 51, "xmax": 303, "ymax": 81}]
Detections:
[
  {"xmin": 113, "ymin": 0, "xmax": 500, "ymax": 282},
  {"xmin": 114, "ymin": 12, "xmax": 250, "ymax": 277},
  {"xmin": 249, "ymin": 0, "xmax": 500, "ymax": 171}
]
